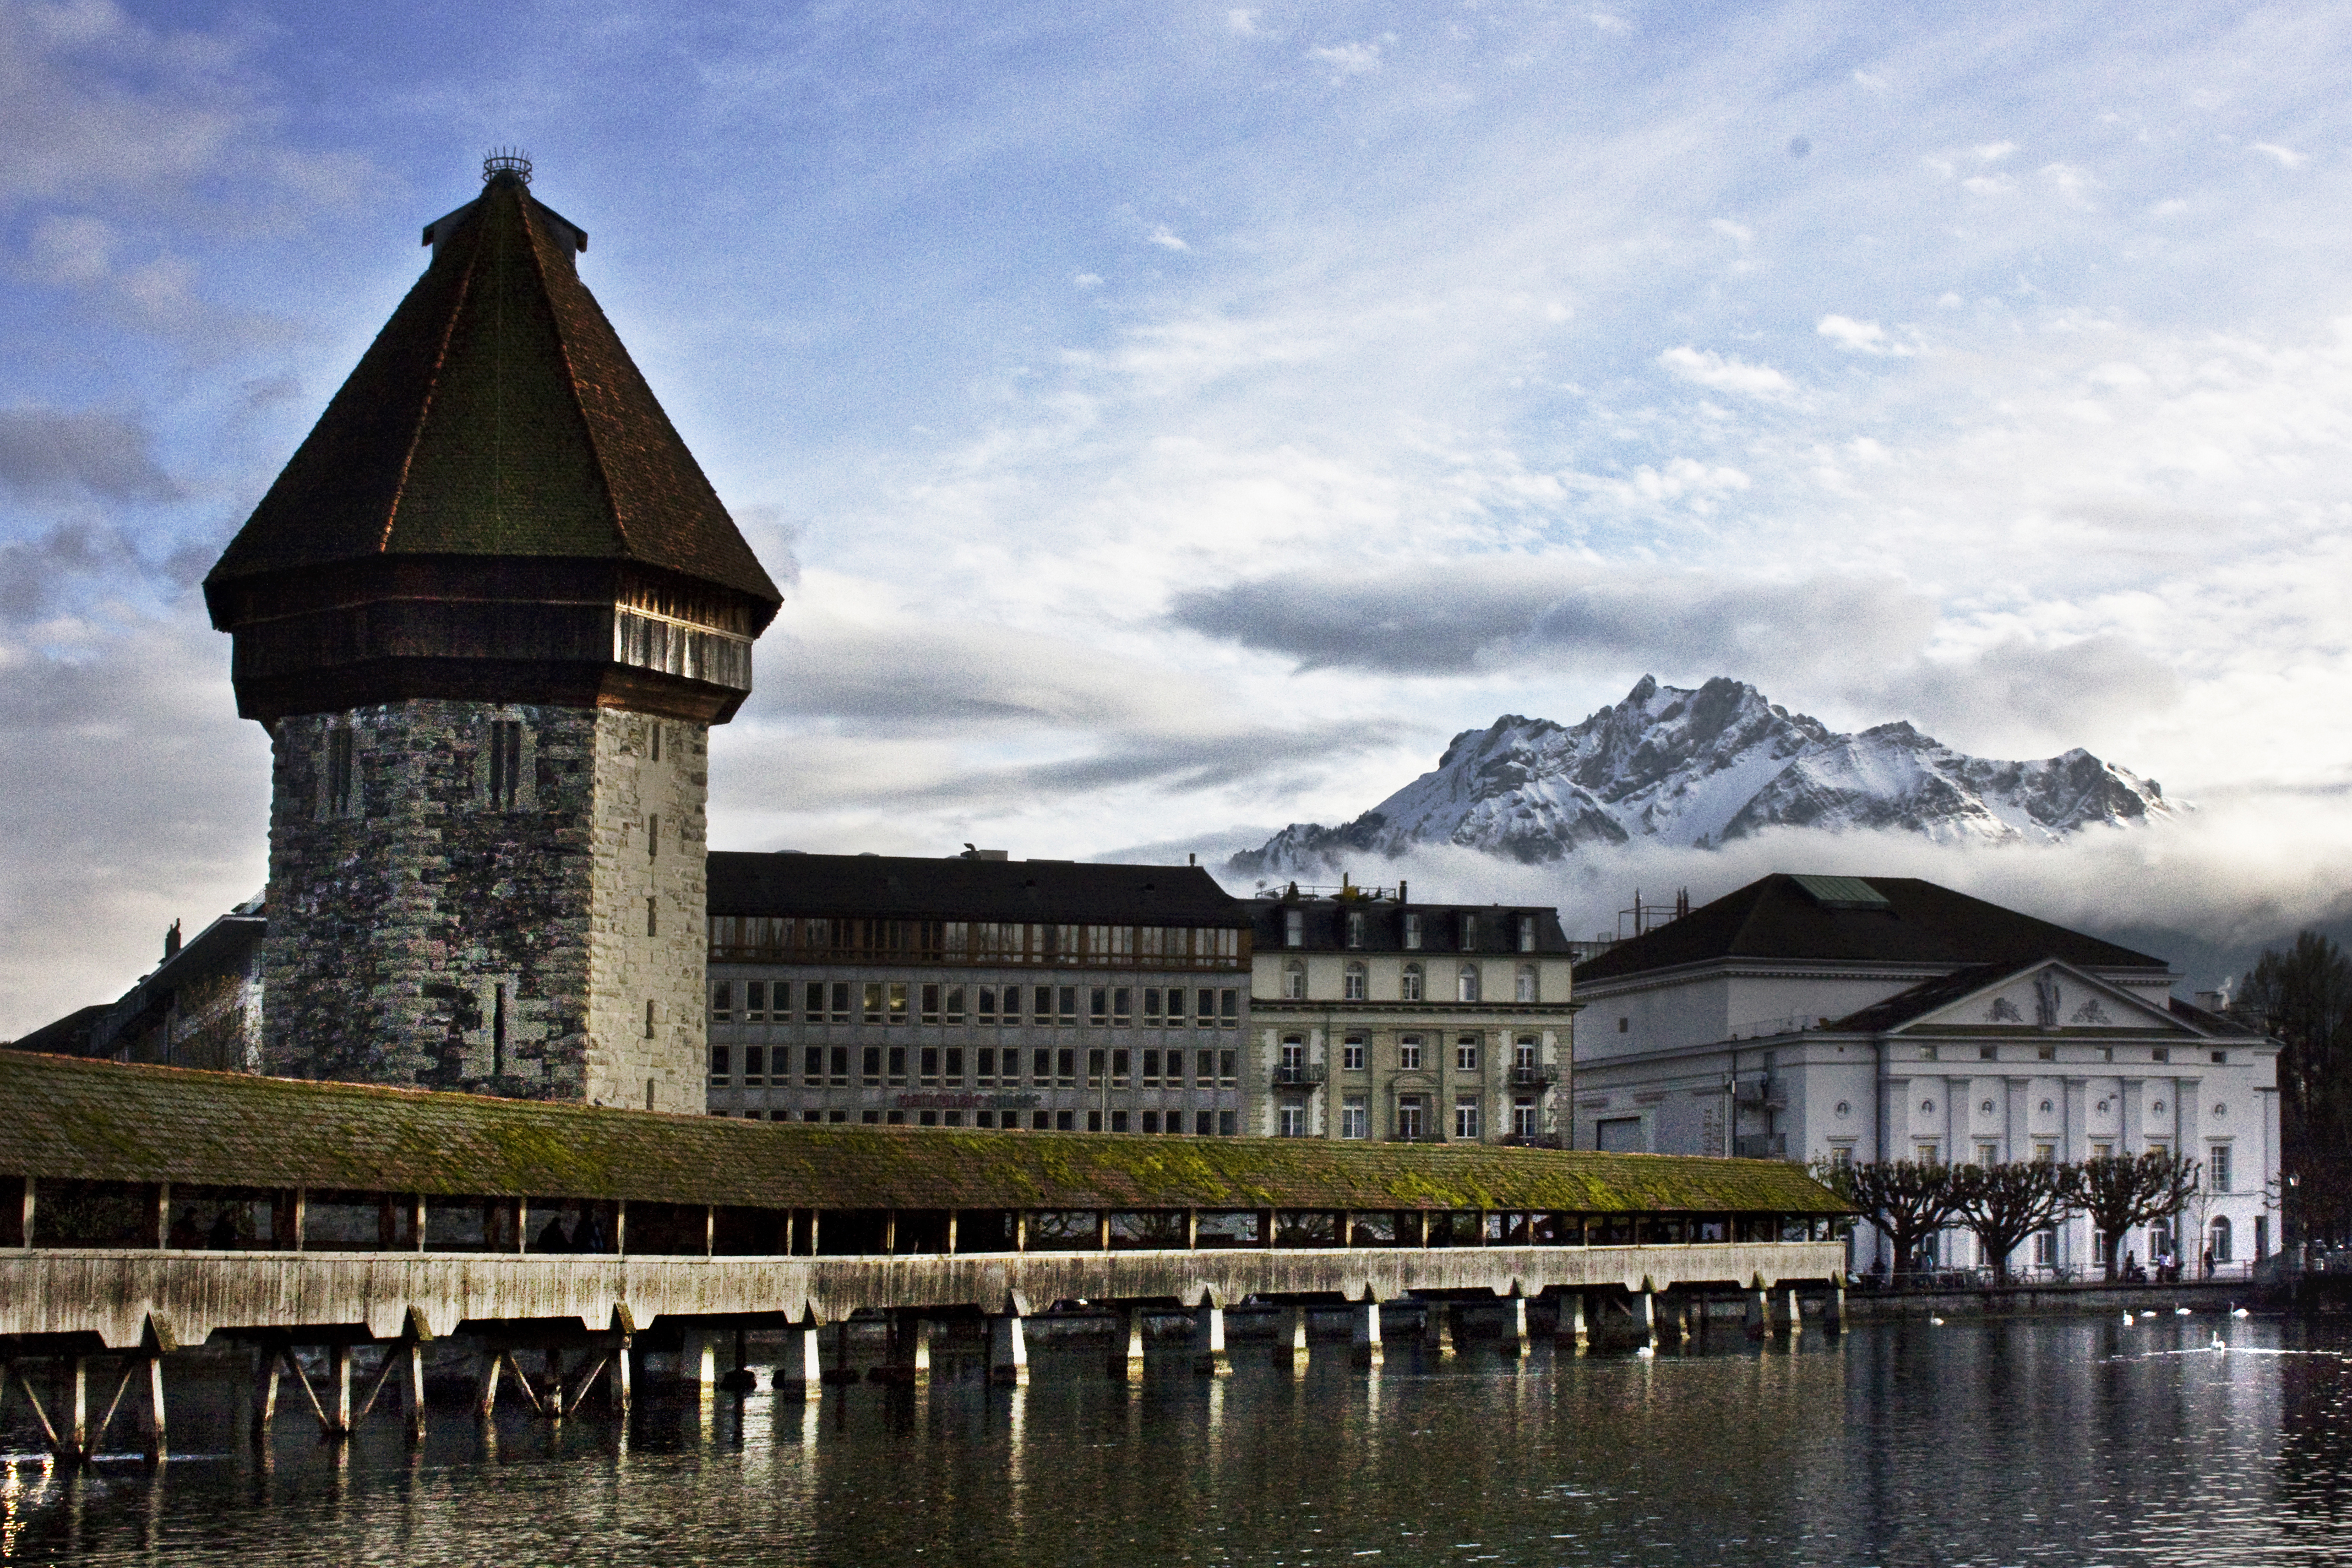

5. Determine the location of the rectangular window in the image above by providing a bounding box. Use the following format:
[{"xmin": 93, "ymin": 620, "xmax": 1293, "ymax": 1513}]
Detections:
[
  {"xmin": 1517, "ymin": 914, "xmax": 1535, "ymax": 953},
  {"xmin": 1144, "ymin": 1112, "xmax": 1161, "ymax": 1134},
  {"xmin": 1033, "ymin": 986, "xmax": 1053, "ymax": 1022},
  {"xmin": 1397, "ymin": 1096, "xmax": 1425, "ymax": 1140},
  {"xmin": 2038, "ymin": 1044, "xmax": 2056, "ymax": 1061},
  {"xmin": 1055, "ymin": 1110, "xmax": 1074, "ymax": 1132},
  {"xmin": 1090, "ymin": 987, "xmax": 1108, "ymax": 1025},
  {"xmin": 1284, "ymin": 908, "xmax": 1304, "ymax": 948},
  {"xmin": 708, "ymin": 1046, "xmax": 729, "ymax": 1087},
  {"xmin": 1460, "ymin": 913, "xmax": 1478, "ymax": 949},
  {"xmin": 2210, "ymin": 1146, "xmax": 2232, "ymax": 1193},
  {"xmin": 711, "ymin": 981, "xmax": 732, "ymax": 1021},
  {"xmin": 741, "ymin": 1045, "xmax": 763, "ymax": 1086},
  {"xmin": 1342, "ymin": 1097, "xmax": 1368, "ymax": 1139},
  {"xmin": 921, "ymin": 983, "xmax": 941, "ymax": 1023},
  {"xmin": 1221, "ymin": 988, "xmax": 1238, "ymax": 1022},
  {"xmin": 1403, "ymin": 912, "xmax": 1421, "ymax": 950},
  {"xmin": 1087, "ymin": 1048, "xmax": 1105, "ymax": 1086},
  {"xmin": 1144, "ymin": 988, "xmax": 1163, "ymax": 1024},
  {"xmin": 888, "ymin": 983, "xmax": 909, "ymax": 1023},
  {"xmin": 2152, "ymin": 1047, "xmax": 2170, "ymax": 1063},
  {"xmin": 1057, "ymin": 1048, "xmax": 1076, "ymax": 1085},
  {"xmin": 863, "ymin": 983, "xmax": 883, "ymax": 1023},
  {"xmin": 1000, "ymin": 986, "xmax": 1021, "ymax": 1023},
  {"xmin": 1977, "ymin": 1142, "xmax": 1999, "ymax": 1166},
  {"xmin": 1455, "ymin": 1097, "xmax": 1481, "ymax": 1140},
  {"xmin": 887, "ymin": 1047, "xmax": 907, "ymax": 1085},
  {"xmin": 1033, "ymin": 1048, "xmax": 1051, "ymax": 1083},
  {"xmin": 977, "ymin": 1047, "xmax": 997, "ymax": 1085},
  {"xmin": 1456, "ymin": 1037, "xmax": 1479, "ymax": 1072},
  {"xmin": 831, "ymin": 982, "xmax": 851, "ymax": 1022},
  {"xmin": 1343, "ymin": 967, "xmax": 1366, "ymax": 1001},
  {"xmin": 862, "ymin": 1046, "xmax": 881, "ymax": 1085},
  {"xmin": 979, "ymin": 986, "xmax": 997, "ymax": 1022},
  {"xmin": 647, "ymin": 814, "xmax": 660, "ymax": 858},
  {"xmin": 946, "ymin": 986, "xmax": 965, "ymax": 1023},
  {"xmin": 1113, "ymin": 987, "xmax": 1131, "ymax": 1024},
  {"xmin": 1399, "ymin": 1036, "xmax": 1423, "ymax": 1071},
  {"xmin": 1196, "ymin": 988, "xmax": 1215, "ymax": 1024},
  {"xmin": 1059, "ymin": 987, "xmax": 1078, "ymax": 1024},
  {"xmin": 1111, "ymin": 1110, "xmax": 1129, "ymax": 1132},
  {"xmin": 1346, "ymin": 910, "xmax": 1365, "ymax": 948},
  {"xmin": 1401, "ymin": 967, "xmax": 1423, "ymax": 1002},
  {"xmin": 920, "ymin": 1047, "xmax": 939, "ymax": 1085},
  {"xmin": 1915, "ymin": 1142, "xmax": 1940, "ymax": 1164},
  {"xmin": 1197, "ymin": 1110, "xmax": 1215, "ymax": 1136},
  {"xmin": 1219, "ymin": 1110, "xmax": 1237, "ymax": 1137},
  {"xmin": 1142, "ymin": 1049, "xmax": 1161, "ymax": 1087},
  {"xmin": 1512, "ymin": 1098, "xmax": 1538, "ymax": 1139},
  {"xmin": 2092, "ymin": 1142, "xmax": 2112, "ymax": 1158},
  {"xmin": 1279, "ymin": 1103, "xmax": 1306, "ymax": 1137},
  {"xmin": 1112, "ymin": 1049, "xmax": 1130, "ymax": 1085},
  {"xmin": 804, "ymin": 981, "xmax": 823, "ymax": 1021},
  {"xmin": 1343, "ymin": 1037, "xmax": 1365, "ymax": 1072},
  {"xmin": 830, "ymin": 1046, "xmax": 848, "ymax": 1085},
  {"xmin": 487, "ymin": 718, "xmax": 523, "ymax": 811},
  {"xmin": 1513, "ymin": 1035, "xmax": 1537, "ymax": 1069},
  {"xmin": 744, "ymin": 981, "xmax": 766, "ymax": 1020},
  {"xmin": 1218, "ymin": 1049, "xmax": 1236, "ymax": 1086},
  {"xmin": 325, "ymin": 727, "xmax": 356, "ymax": 817},
  {"xmin": 1979, "ymin": 1045, "xmax": 1998, "ymax": 1061},
  {"xmin": 2033, "ymin": 1142, "xmax": 2056, "ymax": 1163},
  {"xmin": 803, "ymin": 1046, "xmax": 823, "ymax": 1084}
]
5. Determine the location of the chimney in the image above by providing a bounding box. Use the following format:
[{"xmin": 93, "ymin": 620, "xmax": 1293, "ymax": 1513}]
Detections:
[
  {"xmin": 1397, "ymin": 878, "xmax": 1408, "ymax": 905},
  {"xmin": 164, "ymin": 919, "xmax": 182, "ymax": 960}
]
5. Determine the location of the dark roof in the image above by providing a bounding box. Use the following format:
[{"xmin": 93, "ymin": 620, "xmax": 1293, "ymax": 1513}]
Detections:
[
  {"xmin": 0, "ymin": 1052, "xmax": 1844, "ymax": 1215},
  {"xmin": 206, "ymin": 170, "xmax": 780, "ymax": 611},
  {"xmin": 708, "ymin": 853, "xmax": 1251, "ymax": 928},
  {"xmin": 3, "ymin": 1005, "xmax": 110, "ymax": 1059},
  {"xmin": 1248, "ymin": 900, "xmax": 1572, "ymax": 956},
  {"xmin": 1572, "ymin": 873, "xmax": 2168, "ymax": 984}
]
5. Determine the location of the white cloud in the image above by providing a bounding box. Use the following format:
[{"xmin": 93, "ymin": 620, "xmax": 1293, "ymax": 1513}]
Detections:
[
  {"xmin": 1658, "ymin": 345, "xmax": 1797, "ymax": 398},
  {"xmin": 1589, "ymin": 13, "xmax": 1630, "ymax": 34},
  {"xmin": 1974, "ymin": 140, "xmax": 2020, "ymax": 162},
  {"xmin": 1308, "ymin": 38, "xmax": 1388, "ymax": 78},
  {"xmin": 1816, "ymin": 314, "xmax": 1913, "ymax": 355},
  {"xmin": 1226, "ymin": 9, "xmax": 1265, "ymax": 37},
  {"xmin": 2250, "ymin": 142, "xmax": 2306, "ymax": 169},
  {"xmin": 1146, "ymin": 224, "xmax": 1190, "ymax": 252},
  {"xmin": 1709, "ymin": 217, "xmax": 1753, "ymax": 245},
  {"xmin": 1853, "ymin": 69, "xmax": 1888, "ymax": 92},
  {"xmin": 1962, "ymin": 173, "xmax": 2017, "ymax": 196}
]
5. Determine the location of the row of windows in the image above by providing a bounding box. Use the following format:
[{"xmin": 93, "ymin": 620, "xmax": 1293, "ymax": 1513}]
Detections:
[
  {"xmin": 1275, "ymin": 1094, "xmax": 1544, "ymax": 1141},
  {"xmin": 710, "ymin": 917, "xmax": 1245, "ymax": 971},
  {"xmin": 1917, "ymin": 1044, "xmax": 2229, "ymax": 1064},
  {"xmin": 1891, "ymin": 1139, "xmax": 2239, "ymax": 1191},
  {"xmin": 1278, "ymin": 961, "xmax": 1543, "ymax": 1004},
  {"xmin": 1283, "ymin": 1033, "xmax": 1544, "ymax": 1073},
  {"xmin": 713, "ymin": 981, "xmax": 1242, "ymax": 1027},
  {"xmin": 721, "ymin": 1106, "xmax": 1242, "ymax": 1135},
  {"xmin": 710, "ymin": 1044, "xmax": 1243, "ymax": 1091},
  {"xmin": 1281, "ymin": 908, "xmax": 1540, "ymax": 953}
]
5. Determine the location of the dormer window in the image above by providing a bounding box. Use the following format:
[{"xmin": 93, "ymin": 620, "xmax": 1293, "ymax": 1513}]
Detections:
[
  {"xmin": 1517, "ymin": 914, "xmax": 1536, "ymax": 952},
  {"xmin": 1461, "ymin": 913, "xmax": 1478, "ymax": 949},
  {"xmin": 1402, "ymin": 912, "xmax": 1422, "ymax": 950},
  {"xmin": 1346, "ymin": 910, "xmax": 1365, "ymax": 949},
  {"xmin": 1284, "ymin": 909, "xmax": 1304, "ymax": 949}
]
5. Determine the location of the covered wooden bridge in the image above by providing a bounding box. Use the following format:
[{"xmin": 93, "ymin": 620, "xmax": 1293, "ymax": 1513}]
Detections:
[{"xmin": 0, "ymin": 1050, "xmax": 1847, "ymax": 1459}]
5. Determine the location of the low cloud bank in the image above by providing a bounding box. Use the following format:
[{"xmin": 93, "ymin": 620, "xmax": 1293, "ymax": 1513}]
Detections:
[{"xmin": 1212, "ymin": 797, "xmax": 2352, "ymax": 993}]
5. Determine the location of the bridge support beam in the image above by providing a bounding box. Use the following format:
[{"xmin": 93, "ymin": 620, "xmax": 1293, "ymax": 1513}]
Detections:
[
  {"xmin": 1558, "ymin": 1293, "xmax": 1588, "ymax": 1354},
  {"xmin": 1746, "ymin": 1286, "xmax": 1771, "ymax": 1340},
  {"xmin": 1637, "ymin": 1288, "xmax": 1658, "ymax": 1349},
  {"xmin": 1424, "ymin": 1301, "xmax": 1455, "ymax": 1359},
  {"xmin": 253, "ymin": 1341, "xmax": 281, "ymax": 1443},
  {"xmin": 775, "ymin": 1317, "xmax": 821, "ymax": 1400},
  {"xmin": 1281, "ymin": 1304, "xmax": 1309, "ymax": 1374},
  {"xmin": 1115, "ymin": 1306, "xmax": 1145, "ymax": 1383},
  {"xmin": 1824, "ymin": 1282, "xmax": 1846, "ymax": 1335},
  {"xmin": 1786, "ymin": 1288, "xmax": 1804, "ymax": 1340},
  {"xmin": 989, "ymin": 1312, "xmax": 1030, "ymax": 1387},
  {"xmin": 1502, "ymin": 1292, "xmax": 1529, "ymax": 1359},
  {"xmin": 331, "ymin": 1345, "xmax": 353, "ymax": 1438},
  {"xmin": 1352, "ymin": 1295, "xmax": 1384, "ymax": 1368},
  {"xmin": 1194, "ymin": 1299, "xmax": 1231, "ymax": 1376}
]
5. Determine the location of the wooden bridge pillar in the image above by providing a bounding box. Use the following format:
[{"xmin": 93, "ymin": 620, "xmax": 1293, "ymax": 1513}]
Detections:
[
  {"xmin": 1785, "ymin": 1287, "xmax": 1804, "ymax": 1339},
  {"xmin": 253, "ymin": 1340, "xmax": 282, "ymax": 1444},
  {"xmin": 989, "ymin": 1312, "xmax": 1030, "ymax": 1387},
  {"xmin": 1194, "ymin": 1297, "xmax": 1231, "ymax": 1376},
  {"xmin": 67, "ymin": 1356, "xmax": 87, "ymax": 1460},
  {"xmin": 824, "ymin": 1319, "xmax": 858, "ymax": 1385},
  {"xmin": 1745, "ymin": 1286, "xmax": 1771, "ymax": 1340},
  {"xmin": 1423, "ymin": 1300, "xmax": 1456, "ymax": 1359},
  {"xmin": 1824, "ymin": 1282, "xmax": 1846, "ymax": 1335},
  {"xmin": 1352, "ymin": 1294, "xmax": 1384, "ymax": 1368},
  {"xmin": 1558, "ymin": 1293, "xmax": 1589, "ymax": 1353},
  {"xmin": 718, "ymin": 1327, "xmax": 757, "ymax": 1393},
  {"xmin": 1115, "ymin": 1306, "xmax": 1146, "ymax": 1383},
  {"xmin": 331, "ymin": 1345, "xmax": 353, "ymax": 1438},
  {"xmin": 1501, "ymin": 1292, "xmax": 1529, "ymax": 1359},
  {"xmin": 1281, "ymin": 1304, "xmax": 1310, "ymax": 1374},
  {"xmin": 896, "ymin": 1314, "xmax": 933, "ymax": 1387},
  {"xmin": 776, "ymin": 1315, "xmax": 822, "ymax": 1399}
]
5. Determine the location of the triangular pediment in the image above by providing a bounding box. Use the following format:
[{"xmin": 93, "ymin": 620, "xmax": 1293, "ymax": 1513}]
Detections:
[{"xmin": 1887, "ymin": 960, "xmax": 2190, "ymax": 1035}]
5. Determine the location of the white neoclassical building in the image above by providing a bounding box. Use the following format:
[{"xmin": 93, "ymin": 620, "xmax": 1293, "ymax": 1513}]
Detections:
[{"xmin": 1571, "ymin": 874, "xmax": 2280, "ymax": 1277}]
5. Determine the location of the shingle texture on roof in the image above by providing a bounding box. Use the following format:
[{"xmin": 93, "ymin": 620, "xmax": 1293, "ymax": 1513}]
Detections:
[
  {"xmin": 206, "ymin": 171, "xmax": 779, "ymax": 609},
  {"xmin": 1572, "ymin": 874, "xmax": 2166, "ymax": 983},
  {"xmin": 0, "ymin": 1052, "xmax": 1843, "ymax": 1215},
  {"xmin": 707, "ymin": 853, "xmax": 1251, "ymax": 927}
]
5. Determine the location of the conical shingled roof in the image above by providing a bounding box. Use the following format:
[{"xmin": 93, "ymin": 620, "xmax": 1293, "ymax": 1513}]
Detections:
[{"xmin": 206, "ymin": 170, "xmax": 780, "ymax": 610}]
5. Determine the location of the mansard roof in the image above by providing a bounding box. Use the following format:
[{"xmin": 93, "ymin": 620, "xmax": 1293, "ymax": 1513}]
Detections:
[
  {"xmin": 707, "ymin": 853, "xmax": 1251, "ymax": 929},
  {"xmin": 1571, "ymin": 873, "xmax": 2166, "ymax": 984},
  {"xmin": 1246, "ymin": 897, "xmax": 1573, "ymax": 956},
  {"xmin": 205, "ymin": 168, "xmax": 780, "ymax": 612}
]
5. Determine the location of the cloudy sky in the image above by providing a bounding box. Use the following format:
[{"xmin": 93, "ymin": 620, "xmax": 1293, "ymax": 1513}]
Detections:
[{"xmin": 6, "ymin": 0, "xmax": 2352, "ymax": 1031}]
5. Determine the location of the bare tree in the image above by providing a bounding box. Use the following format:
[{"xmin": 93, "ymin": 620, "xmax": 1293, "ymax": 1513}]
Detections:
[
  {"xmin": 1951, "ymin": 1161, "xmax": 2077, "ymax": 1286},
  {"xmin": 2067, "ymin": 1150, "xmax": 2202, "ymax": 1282},
  {"xmin": 1832, "ymin": 1160, "xmax": 1962, "ymax": 1278}
]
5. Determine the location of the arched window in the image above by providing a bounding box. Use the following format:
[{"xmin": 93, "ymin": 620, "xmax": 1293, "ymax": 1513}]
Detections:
[
  {"xmin": 1283, "ymin": 960, "xmax": 1306, "ymax": 1000},
  {"xmin": 2209, "ymin": 1215, "xmax": 2233, "ymax": 1265},
  {"xmin": 1343, "ymin": 961, "xmax": 1368, "ymax": 1001},
  {"xmin": 1516, "ymin": 964, "xmax": 1537, "ymax": 1003},
  {"xmin": 1400, "ymin": 964, "xmax": 1424, "ymax": 1002},
  {"xmin": 1457, "ymin": 964, "xmax": 1481, "ymax": 1003}
]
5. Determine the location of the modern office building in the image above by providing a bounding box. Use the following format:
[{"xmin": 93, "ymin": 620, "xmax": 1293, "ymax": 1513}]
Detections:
[
  {"xmin": 1245, "ymin": 881, "xmax": 1578, "ymax": 1144},
  {"xmin": 1570, "ymin": 873, "xmax": 2281, "ymax": 1274},
  {"xmin": 704, "ymin": 852, "xmax": 1254, "ymax": 1131}
]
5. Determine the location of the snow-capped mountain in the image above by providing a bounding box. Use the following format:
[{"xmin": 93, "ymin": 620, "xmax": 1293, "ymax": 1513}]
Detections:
[{"xmin": 1227, "ymin": 676, "xmax": 2177, "ymax": 878}]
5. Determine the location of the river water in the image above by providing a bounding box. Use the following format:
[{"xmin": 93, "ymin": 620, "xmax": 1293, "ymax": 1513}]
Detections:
[{"xmin": 4, "ymin": 1313, "xmax": 2349, "ymax": 1566}]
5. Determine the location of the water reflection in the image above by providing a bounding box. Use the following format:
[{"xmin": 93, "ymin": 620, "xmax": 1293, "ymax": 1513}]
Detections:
[{"xmin": 1, "ymin": 1319, "xmax": 2348, "ymax": 1564}]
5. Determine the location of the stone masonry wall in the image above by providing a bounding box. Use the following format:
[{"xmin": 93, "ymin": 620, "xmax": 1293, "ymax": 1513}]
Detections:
[
  {"xmin": 261, "ymin": 700, "xmax": 706, "ymax": 1109},
  {"xmin": 583, "ymin": 711, "xmax": 709, "ymax": 1113}
]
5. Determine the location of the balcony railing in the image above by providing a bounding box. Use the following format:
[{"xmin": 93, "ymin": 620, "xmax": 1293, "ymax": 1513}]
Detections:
[
  {"xmin": 1272, "ymin": 1063, "xmax": 1328, "ymax": 1087},
  {"xmin": 1508, "ymin": 1065, "xmax": 1556, "ymax": 1089}
]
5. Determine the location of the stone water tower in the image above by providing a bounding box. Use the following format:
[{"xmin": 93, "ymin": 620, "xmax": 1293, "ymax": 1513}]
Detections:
[{"xmin": 203, "ymin": 155, "xmax": 783, "ymax": 1110}]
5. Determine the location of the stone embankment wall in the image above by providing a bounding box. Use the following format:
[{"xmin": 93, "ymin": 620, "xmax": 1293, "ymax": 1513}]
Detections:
[{"xmin": 1840, "ymin": 1279, "xmax": 2256, "ymax": 1321}]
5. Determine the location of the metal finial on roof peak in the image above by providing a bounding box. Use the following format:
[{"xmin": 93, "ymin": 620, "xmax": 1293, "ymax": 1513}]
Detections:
[{"xmin": 483, "ymin": 148, "xmax": 532, "ymax": 185}]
